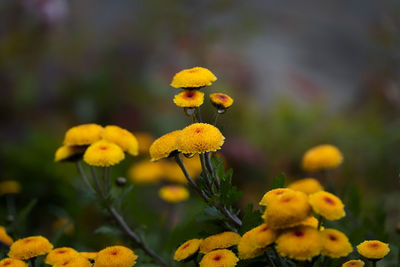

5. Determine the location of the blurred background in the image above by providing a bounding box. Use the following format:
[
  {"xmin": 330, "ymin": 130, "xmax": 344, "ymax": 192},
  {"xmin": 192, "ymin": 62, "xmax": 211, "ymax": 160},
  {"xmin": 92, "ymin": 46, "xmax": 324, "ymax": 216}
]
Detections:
[{"xmin": 1, "ymin": 0, "xmax": 400, "ymax": 265}]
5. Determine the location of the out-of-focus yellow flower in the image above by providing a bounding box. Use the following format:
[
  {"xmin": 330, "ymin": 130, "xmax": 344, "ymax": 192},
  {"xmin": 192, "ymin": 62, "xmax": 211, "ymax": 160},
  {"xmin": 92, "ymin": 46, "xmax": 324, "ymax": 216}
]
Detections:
[
  {"xmin": 0, "ymin": 180, "xmax": 21, "ymax": 196},
  {"xmin": 200, "ymin": 232, "xmax": 241, "ymax": 254},
  {"xmin": 8, "ymin": 236, "xmax": 53, "ymax": 260},
  {"xmin": 134, "ymin": 132, "xmax": 154, "ymax": 154},
  {"xmin": 356, "ymin": 240, "xmax": 390, "ymax": 260},
  {"xmin": 171, "ymin": 67, "xmax": 217, "ymax": 89},
  {"xmin": 242, "ymin": 224, "xmax": 277, "ymax": 249},
  {"xmin": 342, "ymin": 260, "xmax": 365, "ymax": 267},
  {"xmin": 209, "ymin": 93, "xmax": 234, "ymax": 109},
  {"xmin": 102, "ymin": 126, "xmax": 139, "ymax": 156},
  {"xmin": 177, "ymin": 123, "xmax": 225, "ymax": 154},
  {"xmin": 0, "ymin": 226, "xmax": 13, "ymax": 245},
  {"xmin": 149, "ymin": 130, "xmax": 181, "ymax": 161},
  {"xmin": 80, "ymin": 252, "xmax": 98, "ymax": 261},
  {"xmin": 288, "ymin": 178, "xmax": 323, "ymax": 195},
  {"xmin": 63, "ymin": 124, "xmax": 103, "ymax": 146},
  {"xmin": 173, "ymin": 239, "xmax": 202, "ymax": 261},
  {"xmin": 173, "ymin": 90, "xmax": 204, "ymax": 108},
  {"xmin": 0, "ymin": 258, "xmax": 28, "ymax": 267},
  {"xmin": 199, "ymin": 249, "xmax": 238, "ymax": 267},
  {"xmin": 94, "ymin": 246, "xmax": 138, "ymax": 267},
  {"xmin": 45, "ymin": 247, "xmax": 79, "ymax": 265},
  {"xmin": 276, "ymin": 226, "xmax": 323, "ymax": 261},
  {"xmin": 237, "ymin": 230, "xmax": 266, "ymax": 260},
  {"xmin": 54, "ymin": 145, "xmax": 85, "ymax": 162},
  {"xmin": 163, "ymin": 156, "xmax": 201, "ymax": 184},
  {"xmin": 259, "ymin": 188, "xmax": 293, "ymax": 207},
  {"xmin": 83, "ymin": 140, "xmax": 125, "ymax": 167},
  {"xmin": 266, "ymin": 190, "xmax": 311, "ymax": 229},
  {"xmin": 128, "ymin": 160, "xmax": 164, "ymax": 185},
  {"xmin": 52, "ymin": 218, "xmax": 74, "ymax": 235},
  {"xmin": 159, "ymin": 185, "xmax": 189, "ymax": 203},
  {"xmin": 53, "ymin": 256, "xmax": 91, "ymax": 267},
  {"xmin": 309, "ymin": 191, "xmax": 345, "ymax": 221},
  {"xmin": 302, "ymin": 144, "xmax": 343, "ymax": 172},
  {"xmin": 321, "ymin": 228, "xmax": 353, "ymax": 258}
]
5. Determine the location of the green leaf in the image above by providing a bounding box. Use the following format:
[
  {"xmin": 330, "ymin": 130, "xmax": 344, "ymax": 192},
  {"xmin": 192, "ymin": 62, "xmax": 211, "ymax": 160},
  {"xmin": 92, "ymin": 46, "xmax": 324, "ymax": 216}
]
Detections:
[
  {"xmin": 12, "ymin": 199, "xmax": 37, "ymax": 236},
  {"xmin": 271, "ymin": 173, "xmax": 285, "ymax": 189},
  {"xmin": 94, "ymin": 225, "xmax": 120, "ymax": 235},
  {"xmin": 195, "ymin": 206, "xmax": 225, "ymax": 222},
  {"xmin": 239, "ymin": 204, "xmax": 263, "ymax": 234}
]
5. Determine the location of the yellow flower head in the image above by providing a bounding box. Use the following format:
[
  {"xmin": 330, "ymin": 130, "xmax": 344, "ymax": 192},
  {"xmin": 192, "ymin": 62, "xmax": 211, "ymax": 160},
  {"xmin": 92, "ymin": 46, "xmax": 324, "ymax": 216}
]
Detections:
[
  {"xmin": 173, "ymin": 90, "xmax": 204, "ymax": 108},
  {"xmin": 159, "ymin": 185, "xmax": 189, "ymax": 203},
  {"xmin": 0, "ymin": 258, "xmax": 28, "ymax": 267},
  {"xmin": 309, "ymin": 191, "xmax": 345, "ymax": 220},
  {"xmin": 52, "ymin": 218, "xmax": 74, "ymax": 235},
  {"xmin": 174, "ymin": 239, "xmax": 202, "ymax": 261},
  {"xmin": 200, "ymin": 232, "xmax": 241, "ymax": 254},
  {"xmin": 128, "ymin": 160, "xmax": 164, "ymax": 185},
  {"xmin": 299, "ymin": 216, "xmax": 319, "ymax": 229},
  {"xmin": 171, "ymin": 67, "xmax": 217, "ymax": 89},
  {"xmin": 276, "ymin": 226, "xmax": 323, "ymax": 261},
  {"xmin": 54, "ymin": 146, "xmax": 85, "ymax": 162},
  {"xmin": 134, "ymin": 132, "xmax": 154, "ymax": 154},
  {"xmin": 209, "ymin": 93, "xmax": 234, "ymax": 109},
  {"xmin": 321, "ymin": 228, "xmax": 353, "ymax": 258},
  {"xmin": 102, "ymin": 126, "xmax": 139, "ymax": 156},
  {"xmin": 80, "ymin": 252, "xmax": 98, "ymax": 261},
  {"xmin": 199, "ymin": 249, "xmax": 239, "ymax": 267},
  {"xmin": 149, "ymin": 130, "xmax": 181, "ymax": 161},
  {"xmin": 259, "ymin": 188, "xmax": 293, "ymax": 207},
  {"xmin": 63, "ymin": 124, "xmax": 103, "ymax": 146},
  {"xmin": 266, "ymin": 190, "xmax": 312, "ymax": 229},
  {"xmin": 177, "ymin": 123, "xmax": 225, "ymax": 154},
  {"xmin": 288, "ymin": 178, "xmax": 323, "ymax": 195},
  {"xmin": 83, "ymin": 140, "xmax": 125, "ymax": 167},
  {"xmin": 302, "ymin": 144, "xmax": 343, "ymax": 172},
  {"xmin": 94, "ymin": 246, "xmax": 138, "ymax": 267},
  {"xmin": 0, "ymin": 181, "xmax": 21, "ymax": 196},
  {"xmin": 0, "ymin": 226, "xmax": 13, "ymax": 245},
  {"xmin": 8, "ymin": 236, "xmax": 53, "ymax": 260},
  {"xmin": 45, "ymin": 247, "xmax": 79, "ymax": 265},
  {"xmin": 53, "ymin": 256, "xmax": 91, "ymax": 267},
  {"xmin": 356, "ymin": 240, "xmax": 390, "ymax": 260},
  {"xmin": 244, "ymin": 224, "xmax": 277, "ymax": 249},
  {"xmin": 342, "ymin": 260, "xmax": 365, "ymax": 267},
  {"xmin": 237, "ymin": 230, "xmax": 266, "ymax": 260}
]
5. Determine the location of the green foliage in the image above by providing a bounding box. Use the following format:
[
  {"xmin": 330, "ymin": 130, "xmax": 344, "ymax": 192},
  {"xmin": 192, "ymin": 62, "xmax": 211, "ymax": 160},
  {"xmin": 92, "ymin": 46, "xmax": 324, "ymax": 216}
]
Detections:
[
  {"xmin": 239, "ymin": 204, "xmax": 263, "ymax": 234},
  {"xmin": 271, "ymin": 173, "xmax": 285, "ymax": 189}
]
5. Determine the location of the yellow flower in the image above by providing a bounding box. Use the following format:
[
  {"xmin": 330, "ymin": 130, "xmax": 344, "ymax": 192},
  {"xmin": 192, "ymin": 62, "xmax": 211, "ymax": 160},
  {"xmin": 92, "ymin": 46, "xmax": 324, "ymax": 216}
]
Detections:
[
  {"xmin": 54, "ymin": 145, "xmax": 85, "ymax": 162},
  {"xmin": 276, "ymin": 226, "xmax": 323, "ymax": 261},
  {"xmin": 0, "ymin": 258, "xmax": 28, "ymax": 267},
  {"xmin": 0, "ymin": 180, "xmax": 21, "ymax": 196},
  {"xmin": 173, "ymin": 239, "xmax": 202, "ymax": 261},
  {"xmin": 177, "ymin": 123, "xmax": 225, "ymax": 154},
  {"xmin": 199, "ymin": 249, "xmax": 238, "ymax": 267},
  {"xmin": 321, "ymin": 228, "xmax": 353, "ymax": 258},
  {"xmin": 159, "ymin": 185, "xmax": 189, "ymax": 203},
  {"xmin": 80, "ymin": 252, "xmax": 98, "ymax": 261},
  {"xmin": 244, "ymin": 224, "xmax": 277, "ymax": 249},
  {"xmin": 128, "ymin": 160, "xmax": 164, "ymax": 184},
  {"xmin": 149, "ymin": 130, "xmax": 181, "ymax": 161},
  {"xmin": 52, "ymin": 218, "xmax": 74, "ymax": 235},
  {"xmin": 200, "ymin": 232, "xmax": 241, "ymax": 254},
  {"xmin": 237, "ymin": 230, "xmax": 266, "ymax": 260},
  {"xmin": 209, "ymin": 93, "xmax": 234, "ymax": 109},
  {"xmin": 63, "ymin": 124, "xmax": 103, "ymax": 146},
  {"xmin": 170, "ymin": 67, "xmax": 217, "ymax": 89},
  {"xmin": 288, "ymin": 178, "xmax": 323, "ymax": 195},
  {"xmin": 299, "ymin": 216, "xmax": 319, "ymax": 229},
  {"xmin": 0, "ymin": 226, "xmax": 13, "ymax": 245},
  {"xmin": 302, "ymin": 144, "xmax": 343, "ymax": 172},
  {"xmin": 8, "ymin": 236, "xmax": 53, "ymax": 260},
  {"xmin": 266, "ymin": 190, "xmax": 311, "ymax": 229},
  {"xmin": 45, "ymin": 247, "xmax": 79, "ymax": 265},
  {"xmin": 102, "ymin": 125, "xmax": 139, "ymax": 156},
  {"xmin": 356, "ymin": 240, "xmax": 390, "ymax": 260},
  {"xmin": 309, "ymin": 191, "xmax": 345, "ymax": 220},
  {"xmin": 83, "ymin": 140, "xmax": 125, "ymax": 167},
  {"xmin": 134, "ymin": 132, "xmax": 154, "ymax": 154},
  {"xmin": 259, "ymin": 188, "xmax": 293, "ymax": 207},
  {"xmin": 163, "ymin": 156, "xmax": 201, "ymax": 184},
  {"xmin": 53, "ymin": 256, "xmax": 91, "ymax": 267},
  {"xmin": 342, "ymin": 260, "xmax": 365, "ymax": 267},
  {"xmin": 94, "ymin": 246, "xmax": 138, "ymax": 267},
  {"xmin": 173, "ymin": 90, "xmax": 204, "ymax": 108}
]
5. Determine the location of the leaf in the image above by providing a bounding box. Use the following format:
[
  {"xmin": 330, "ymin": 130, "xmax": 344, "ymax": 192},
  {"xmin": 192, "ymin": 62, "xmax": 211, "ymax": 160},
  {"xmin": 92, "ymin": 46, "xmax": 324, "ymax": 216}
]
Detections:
[
  {"xmin": 239, "ymin": 203, "xmax": 263, "ymax": 234},
  {"xmin": 195, "ymin": 206, "xmax": 224, "ymax": 222},
  {"xmin": 271, "ymin": 173, "xmax": 285, "ymax": 189},
  {"xmin": 12, "ymin": 199, "xmax": 37, "ymax": 236},
  {"xmin": 94, "ymin": 225, "xmax": 120, "ymax": 235}
]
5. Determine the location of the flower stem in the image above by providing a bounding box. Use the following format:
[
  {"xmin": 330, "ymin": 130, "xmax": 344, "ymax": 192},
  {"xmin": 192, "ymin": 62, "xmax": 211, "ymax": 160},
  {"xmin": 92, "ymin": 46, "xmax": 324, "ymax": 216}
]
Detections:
[
  {"xmin": 204, "ymin": 152, "xmax": 220, "ymax": 190},
  {"xmin": 199, "ymin": 153, "xmax": 215, "ymax": 195},
  {"xmin": 371, "ymin": 260, "xmax": 377, "ymax": 267},
  {"xmin": 317, "ymin": 215, "xmax": 323, "ymax": 230},
  {"xmin": 264, "ymin": 251, "xmax": 277, "ymax": 267},
  {"xmin": 29, "ymin": 258, "xmax": 36, "ymax": 267},
  {"xmin": 76, "ymin": 161, "xmax": 96, "ymax": 194}
]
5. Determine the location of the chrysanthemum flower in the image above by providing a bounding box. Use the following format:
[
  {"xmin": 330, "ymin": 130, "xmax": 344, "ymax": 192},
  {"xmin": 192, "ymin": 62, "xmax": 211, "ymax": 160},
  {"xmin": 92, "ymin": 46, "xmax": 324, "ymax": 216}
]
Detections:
[
  {"xmin": 102, "ymin": 126, "xmax": 139, "ymax": 156},
  {"xmin": 244, "ymin": 224, "xmax": 277, "ymax": 249},
  {"xmin": 8, "ymin": 236, "xmax": 53, "ymax": 260},
  {"xmin": 128, "ymin": 160, "xmax": 164, "ymax": 184},
  {"xmin": 170, "ymin": 67, "xmax": 217, "ymax": 89},
  {"xmin": 302, "ymin": 144, "xmax": 343, "ymax": 172},
  {"xmin": 342, "ymin": 260, "xmax": 365, "ymax": 267},
  {"xmin": 83, "ymin": 140, "xmax": 125, "ymax": 167},
  {"xmin": 0, "ymin": 258, "xmax": 28, "ymax": 267},
  {"xmin": 288, "ymin": 178, "xmax": 323, "ymax": 195},
  {"xmin": 356, "ymin": 240, "xmax": 390, "ymax": 260},
  {"xmin": 80, "ymin": 252, "xmax": 97, "ymax": 261},
  {"xmin": 275, "ymin": 226, "xmax": 323, "ymax": 261},
  {"xmin": 309, "ymin": 191, "xmax": 345, "ymax": 220},
  {"xmin": 45, "ymin": 247, "xmax": 79, "ymax": 265},
  {"xmin": 200, "ymin": 232, "xmax": 241, "ymax": 254},
  {"xmin": 237, "ymin": 230, "xmax": 266, "ymax": 260},
  {"xmin": 134, "ymin": 132, "xmax": 154, "ymax": 154},
  {"xmin": 54, "ymin": 145, "xmax": 85, "ymax": 162},
  {"xmin": 209, "ymin": 93, "xmax": 234, "ymax": 109},
  {"xmin": 63, "ymin": 124, "xmax": 103, "ymax": 146},
  {"xmin": 299, "ymin": 216, "xmax": 319, "ymax": 229},
  {"xmin": 321, "ymin": 228, "xmax": 353, "ymax": 258},
  {"xmin": 53, "ymin": 256, "xmax": 91, "ymax": 267},
  {"xmin": 266, "ymin": 190, "xmax": 312, "ymax": 229},
  {"xmin": 259, "ymin": 188, "xmax": 293, "ymax": 207},
  {"xmin": 177, "ymin": 123, "xmax": 225, "ymax": 154},
  {"xmin": 0, "ymin": 226, "xmax": 13, "ymax": 245},
  {"xmin": 173, "ymin": 239, "xmax": 202, "ymax": 261},
  {"xmin": 199, "ymin": 249, "xmax": 238, "ymax": 267},
  {"xmin": 149, "ymin": 130, "xmax": 181, "ymax": 161},
  {"xmin": 159, "ymin": 185, "xmax": 189, "ymax": 203},
  {"xmin": 94, "ymin": 246, "xmax": 138, "ymax": 267},
  {"xmin": 0, "ymin": 180, "xmax": 21, "ymax": 196},
  {"xmin": 173, "ymin": 90, "xmax": 204, "ymax": 108}
]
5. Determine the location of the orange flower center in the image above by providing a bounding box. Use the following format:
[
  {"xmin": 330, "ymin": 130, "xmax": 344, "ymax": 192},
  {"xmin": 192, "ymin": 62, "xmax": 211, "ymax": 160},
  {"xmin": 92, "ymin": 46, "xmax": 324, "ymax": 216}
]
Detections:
[
  {"xmin": 184, "ymin": 91, "xmax": 196, "ymax": 99},
  {"xmin": 194, "ymin": 128, "xmax": 202, "ymax": 134},
  {"xmin": 260, "ymin": 226, "xmax": 269, "ymax": 232},
  {"xmin": 216, "ymin": 94, "xmax": 228, "ymax": 101},
  {"xmin": 213, "ymin": 255, "xmax": 222, "ymax": 261},
  {"xmin": 181, "ymin": 243, "xmax": 191, "ymax": 249},
  {"xmin": 187, "ymin": 69, "xmax": 198, "ymax": 73},
  {"xmin": 3, "ymin": 261, "xmax": 11, "ymax": 266},
  {"xmin": 294, "ymin": 230, "xmax": 304, "ymax": 237},
  {"xmin": 368, "ymin": 243, "xmax": 379, "ymax": 249},
  {"xmin": 99, "ymin": 146, "xmax": 109, "ymax": 150},
  {"xmin": 328, "ymin": 234, "xmax": 337, "ymax": 241},
  {"xmin": 56, "ymin": 250, "xmax": 67, "ymax": 254},
  {"xmin": 324, "ymin": 197, "xmax": 335, "ymax": 205}
]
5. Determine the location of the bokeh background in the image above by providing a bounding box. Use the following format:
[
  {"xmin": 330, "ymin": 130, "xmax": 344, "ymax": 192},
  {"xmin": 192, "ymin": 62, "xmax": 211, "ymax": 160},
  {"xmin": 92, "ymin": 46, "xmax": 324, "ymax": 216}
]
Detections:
[{"xmin": 1, "ymin": 0, "xmax": 400, "ymax": 265}]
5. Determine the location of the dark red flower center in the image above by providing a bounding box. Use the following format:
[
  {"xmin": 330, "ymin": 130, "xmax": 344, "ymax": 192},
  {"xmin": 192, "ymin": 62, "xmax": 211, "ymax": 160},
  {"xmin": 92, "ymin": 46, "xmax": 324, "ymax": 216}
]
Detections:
[
  {"xmin": 368, "ymin": 243, "xmax": 379, "ymax": 248},
  {"xmin": 324, "ymin": 197, "xmax": 335, "ymax": 205},
  {"xmin": 56, "ymin": 250, "xmax": 66, "ymax": 254},
  {"xmin": 216, "ymin": 94, "xmax": 228, "ymax": 100},
  {"xmin": 329, "ymin": 234, "xmax": 337, "ymax": 241},
  {"xmin": 213, "ymin": 255, "xmax": 222, "ymax": 261},
  {"xmin": 99, "ymin": 146, "xmax": 108, "ymax": 150},
  {"xmin": 294, "ymin": 230, "xmax": 304, "ymax": 237},
  {"xmin": 184, "ymin": 91, "xmax": 196, "ymax": 99},
  {"xmin": 260, "ymin": 226, "xmax": 269, "ymax": 232}
]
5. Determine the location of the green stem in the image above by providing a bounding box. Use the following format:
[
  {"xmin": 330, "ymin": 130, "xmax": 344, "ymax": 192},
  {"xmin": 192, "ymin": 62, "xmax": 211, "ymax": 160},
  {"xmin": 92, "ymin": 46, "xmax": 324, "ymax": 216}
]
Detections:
[
  {"xmin": 213, "ymin": 112, "xmax": 220, "ymax": 126},
  {"xmin": 264, "ymin": 251, "xmax": 277, "ymax": 267},
  {"xmin": 90, "ymin": 166, "xmax": 105, "ymax": 198},
  {"xmin": 204, "ymin": 152, "xmax": 220, "ymax": 190},
  {"xmin": 29, "ymin": 258, "xmax": 36, "ymax": 267},
  {"xmin": 272, "ymin": 248, "xmax": 286, "ymax": 267},
  {"xmin": 102, "ymin": 167, "xmax": 111, "ymax": 197},
  {"xmin": 371, "ymin": 260, "xmax": 377, "ymax": 267},
  {"xmin": 195, "ymin": 107, "xmax": 202, "ymax": 122},
  {"xmin": 76, "ymin": 161, "xmax": 96, "ymax": 194},
  {"xmin": 199, "ymin": 153, "xmax": 215, "ymax": 195},
  {"xmin": 317, "ymin": 215, "xmax": 323, "ymax": 230}
]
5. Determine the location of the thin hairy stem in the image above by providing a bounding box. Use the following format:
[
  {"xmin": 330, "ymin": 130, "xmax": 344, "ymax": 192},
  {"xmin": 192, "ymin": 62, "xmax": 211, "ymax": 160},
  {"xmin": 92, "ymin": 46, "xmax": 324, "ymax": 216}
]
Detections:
[
  {"xmin": 199, "ymin": 153, "xmax": 215, "ymax": 195},
  {"xmin": 264, "ymin": 251, "xmax": 277, "ymax": 267},
  {"xmin": 76, "ymin": 161, "xmax": 96, "ymax": 194},
  {"xmin": 204, "ymin": 152, "xmax": 220, "ymax": 190}
]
